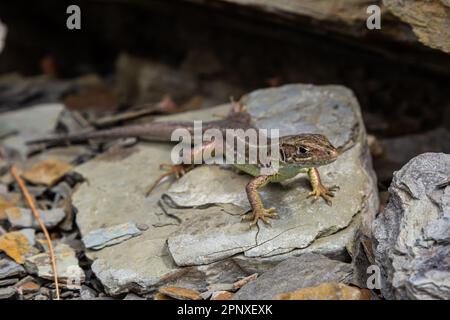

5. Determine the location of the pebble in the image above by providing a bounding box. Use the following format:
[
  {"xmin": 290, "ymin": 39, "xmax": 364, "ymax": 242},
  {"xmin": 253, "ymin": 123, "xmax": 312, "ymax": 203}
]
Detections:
[
  {"xmin": 80, "ymin": 285, "xmax": 97, "ymax": 300},
  {"xmin": 158, "ymin": 286, "xmax": 202, "ymax": 300},
  {"xmin": 5, "ymin": 207, "xmax": 66, "ymax": 229},
  {"xmin": 211, "ymin": 291, "xmax": 234, "ymax": 300},
  {"xmin": 15, "ymin": 276, "xmax": 41, "ymax": 294},
  {"xmin": 123, "ymin": 293, "xmax": 145, "ymax": 300},
  {"xmin": 0, "ymin": 278, "xmax": 19, "ymax": 287},
  {"xmin": 0, "ymin": 258, "xmax": 26, "ymax": 279},
  {"xmin": 0, "ymin": 286, "xmax": 16, "ymax": 299},
  {"xmin": 82, "ymin": 221, "xmax": 142, "ymax": 250},
  {"xmin": 25, "ymin": 243, "xmax": 85, "ymax": 283}
]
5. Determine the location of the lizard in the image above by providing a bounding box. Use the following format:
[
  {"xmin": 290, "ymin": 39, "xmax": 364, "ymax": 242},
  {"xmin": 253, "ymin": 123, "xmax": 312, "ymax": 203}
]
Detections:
[{"xmin": 27, "ymin": 101, "xmax": 340, "ymax": 226}]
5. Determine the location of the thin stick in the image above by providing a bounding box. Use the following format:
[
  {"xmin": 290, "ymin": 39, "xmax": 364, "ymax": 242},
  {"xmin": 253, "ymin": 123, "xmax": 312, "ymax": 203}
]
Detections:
[{"xmin": 10, "ymin": 165, "xmax": 60, "ymax": 300}]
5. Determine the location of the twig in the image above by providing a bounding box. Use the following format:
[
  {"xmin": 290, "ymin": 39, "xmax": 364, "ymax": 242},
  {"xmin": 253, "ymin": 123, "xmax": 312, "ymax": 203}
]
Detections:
[{"xmin": 10, "ymin": 165, "xmax": 60, "ymax": 300}]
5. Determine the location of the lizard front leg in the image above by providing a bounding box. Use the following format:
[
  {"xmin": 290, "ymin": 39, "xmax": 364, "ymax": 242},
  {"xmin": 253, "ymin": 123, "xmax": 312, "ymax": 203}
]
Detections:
[
  {"xmin": 243, "ymin": 175, "xmax": 279, "ymax": 227},
  {"xmin": 307, "ymin": 167, "xmax": 339, "ymax": 205}
]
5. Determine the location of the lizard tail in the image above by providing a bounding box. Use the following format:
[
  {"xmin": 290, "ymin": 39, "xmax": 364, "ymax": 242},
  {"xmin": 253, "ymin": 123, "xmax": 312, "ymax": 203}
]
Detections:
[{"xmin": 26, "ymin": 122, "xmax": 193, "ymax": 145}]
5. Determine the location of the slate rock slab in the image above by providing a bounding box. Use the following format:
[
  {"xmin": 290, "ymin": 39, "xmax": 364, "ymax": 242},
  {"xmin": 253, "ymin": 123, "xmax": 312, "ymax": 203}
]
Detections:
[
  {"xmin": 0, "ymin": 258, "xmax": 26, "ymax": 279},
  {"xmin": 0, "ymin": 103, "xmax": 64, "ymax": 160},
  {"xmin": 167, "ymin": 84, "xmax": 378, "ymax": 266},
  {"xmin": 0, "ymin": 286, "xmax": 16, "ymax": 299},
  {"xmin": 233, "ymin": 254, "xmax": 353, "ymax": 300},
  {"xmin": 373, "ymin": 153, "xmax": 450, "ymax": 300},
  {"xmin": 6, "ymin": 207, "xmax": 65, "ymax": 229},
  {"xmin": 72, "ymin": 84, "xmax": 378, "ymax": 295},
  {"xmin": 82, "ymin": 221, "xmax": 143, "ymax": 250},
  {"xmin": 25, "ymin": 243, "xmax": 85, "ymax": 284}
]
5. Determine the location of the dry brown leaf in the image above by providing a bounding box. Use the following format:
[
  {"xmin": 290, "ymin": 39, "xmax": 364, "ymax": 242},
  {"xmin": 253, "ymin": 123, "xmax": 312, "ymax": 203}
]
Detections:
[
  {"xmin": 0, "ymin": 231, "xmax": 36, "ymax": 264},
  {"xmin": 23, "ymin": 159, "xmax": 73, "ymax": 186},
  {"xmin": 274, "ymin": 282, "xmax": 372, "ymax": 300},
  {"xmin": 158, "ymin": 286, "xmax": 201, "ymax": 300}
]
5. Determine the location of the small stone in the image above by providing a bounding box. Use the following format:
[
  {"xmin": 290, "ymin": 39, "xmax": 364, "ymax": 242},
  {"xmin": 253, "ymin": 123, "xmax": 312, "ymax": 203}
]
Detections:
[
  {"xmin": 19, "ymin": 281, "xmax": 40, "ymax": 294},
  {"xmin": 207, "ymin": 283, "xmax": 235, "ymax": 292},
  {"xmin": 82, "ymin": 222, "xmax": 142, "ymax": 250},
  {"xmin": 211, "ymin": 291, "xmax": 234, "ymax": 300},
  {"xmin": 0, "ymin": 258, "xmax": 26, "ymax": 279},
  {"xmin": 233, "ymin": 254, "xmax": 353, "ymax": 300},
  {"xmin": 80, "ymin": 285, "xmax": 97, "ymax": 300},
  {"xmin": 5, "ymin": 207, "xmax": 66, "ymax": 229},
  {"xmin": 233, "ymin": 273, "xmax": 258, "ymax": 290},
  {"xmin": 123, "ymin": 293, "xmax": 145, "ymax": 300},
  {"xmin": 274, "ymin": 282, "xmax": 372, "ymax": 300},
  {"xmin": 25, "ymin": 243, "xmax": 85, "ymax": 284},
  {"xmin": 200, "ymin": 291, "xmax": 213, "ymax": 300},
  {"xmin": 19, "ymin": 229, "xmax": 36, "ymax": 246},
  {"xmin": 33, "ymin": 294, "xmax": 49, "ymax": 300},
  {"xmin": 38, "ymin": 287, "xmax": 50, "ymax": 297},
  {"xmin": 136, "ymin": 223, "xmax": 149, "ymax": 231},
  {"xmin": 158, "ymin": 286, "xmax": 202, "ymax": 300},
  {"xmin": 0, "ymin": 231, "xmax": 36, "ymax": 264},
  {"xmin": 0, "ymin": 278, "xmax": 19, "ymax": 287},
  {"xmin": 15, "ymin": 276, "xmax": 41, "ymax": 294},
  {"xmin": 0, "ymin": 286, "xmax": 16, "ymax": 299},
  {"xmin": 22, "ymin": 158, "xmax": 73, "ymax": 187},
  {"xmin": 60, "ymin": 291, "xmax": 74, "ymax": 299},
  {"xmin": 0, "ymin": 193, "xmax": 19, "ymax": 220}
]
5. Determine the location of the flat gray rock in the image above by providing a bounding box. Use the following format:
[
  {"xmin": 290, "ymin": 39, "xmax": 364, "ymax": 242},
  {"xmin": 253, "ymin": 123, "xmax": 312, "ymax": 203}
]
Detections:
[
  {"xmin": 167, "ymin": 84, "xmax": 378, "ymax": 265},
  {"xmin": 0, "ymin": 258, "xmax": 26, "ymax": 279},
  {"xmin": 233, "ymin": 253, "xmax": 353, "ymax": 300},
  {"xmin": 82, "ymin": 221, "xmax": 142, "ymax": 250},
  {"xmin": 0, "ymin": 278, "xmax": 19, "ymax": 287},
  {"xmin": 72, "ymin": 84, "xmax": 378, "ymax": 295},
  {"xmin": 25, "ymin": 243, "xmax": 85, "ymax": 284},
  {"xmin": 0, "ymin": 103, "xmax": 64, "ymax": 160},
  {"xmin": 0, "ymin": 286, "xmax": 16, "ymax": 299},
  {"xmin": 5, "ymin": 207, "xmax": 65, "ymax": 229},
  {"xmin": 374, "ymin": 152, "xmax": 450, "ymax": 300}
]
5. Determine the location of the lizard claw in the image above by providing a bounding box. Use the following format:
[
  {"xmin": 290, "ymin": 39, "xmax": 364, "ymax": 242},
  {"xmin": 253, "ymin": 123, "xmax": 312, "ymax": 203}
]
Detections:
[
  {"xmin": 145, "ymin": 164, "xmax": 189, "ymax": 196},
  {"xmin": 307, "ymin": 184, "xmax": 339, "ymax": 206},
  {"xmin": 242, "ymin": 207, "xmax": 279, "ymax": 227}
]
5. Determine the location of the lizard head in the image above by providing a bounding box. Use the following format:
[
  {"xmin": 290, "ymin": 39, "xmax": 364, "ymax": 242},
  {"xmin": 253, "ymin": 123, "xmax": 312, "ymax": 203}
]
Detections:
[{"xmin": 278, "ymin": 134, "xmax": 338, "ymax": 167}]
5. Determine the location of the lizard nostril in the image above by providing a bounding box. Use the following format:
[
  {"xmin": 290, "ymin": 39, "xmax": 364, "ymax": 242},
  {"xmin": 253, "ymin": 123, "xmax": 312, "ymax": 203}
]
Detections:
[{"xmin": 327, "ymin": 149, "xmax": 338, "ymax": 157}]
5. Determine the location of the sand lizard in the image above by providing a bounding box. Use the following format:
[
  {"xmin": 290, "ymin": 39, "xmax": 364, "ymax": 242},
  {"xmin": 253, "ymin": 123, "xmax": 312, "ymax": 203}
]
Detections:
[{"xmin": 28, "ymin": 101, "xmax": 340, "ymax": 226}]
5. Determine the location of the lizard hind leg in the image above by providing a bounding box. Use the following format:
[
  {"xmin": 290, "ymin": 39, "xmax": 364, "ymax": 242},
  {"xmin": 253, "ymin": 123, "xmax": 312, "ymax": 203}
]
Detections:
[
  {"xmin": 145, "ymin": 163, "xmax": 191, "ymax": 196},
  {"xmin": 145, "ymin": 140, "xmax": 217, "ymax": 196}
]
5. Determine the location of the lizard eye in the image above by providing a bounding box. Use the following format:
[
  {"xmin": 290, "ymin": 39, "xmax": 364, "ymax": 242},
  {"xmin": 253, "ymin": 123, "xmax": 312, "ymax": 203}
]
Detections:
[{"xmin": 298, "ymin": 146, "xmax": 308, "ymax": 154}]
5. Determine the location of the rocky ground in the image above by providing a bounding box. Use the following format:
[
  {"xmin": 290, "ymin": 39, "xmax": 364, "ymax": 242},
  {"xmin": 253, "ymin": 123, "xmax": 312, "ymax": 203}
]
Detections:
[
  {"xmin": 0, "ymin": 75, "xmax": 448, "ymax": 300},
  {"xmin": 0, "ymin": 1, "xmax": 449, "ymax": 301}
]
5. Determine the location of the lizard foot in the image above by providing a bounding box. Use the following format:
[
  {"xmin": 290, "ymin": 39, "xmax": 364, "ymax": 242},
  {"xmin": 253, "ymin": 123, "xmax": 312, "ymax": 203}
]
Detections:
[
  {"xmin": 307, "ymin": 183, "xmax": 339, "ymax": 206},
  {"xmin": 145, "ymin": 163, "xmax": 189, "ymax": 196},
  {"xmin": 242, "ymin": 207, "xmax": 279, "ymax": 227}
]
